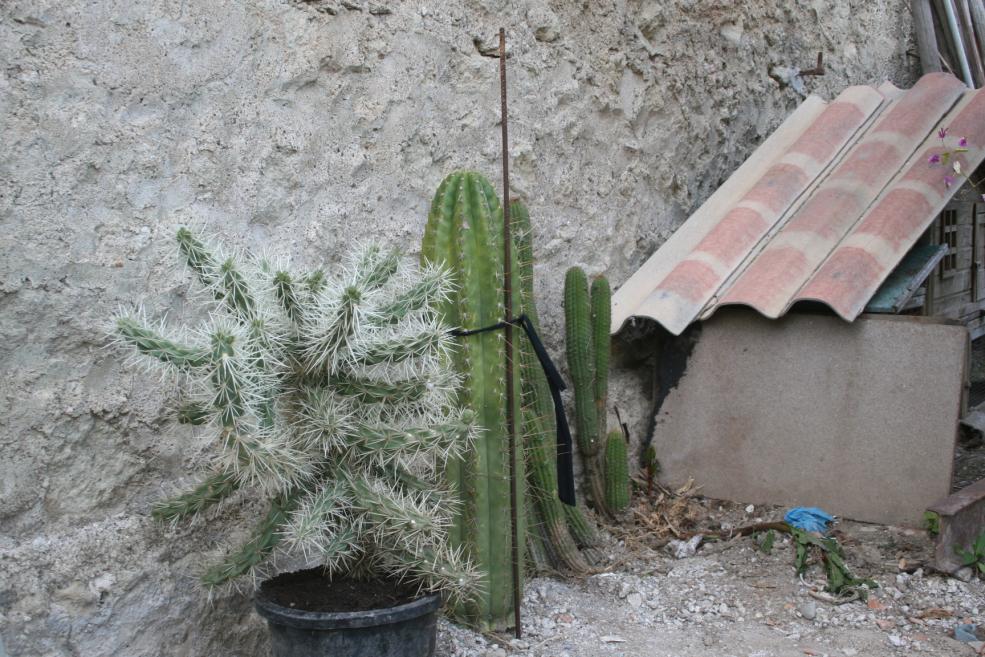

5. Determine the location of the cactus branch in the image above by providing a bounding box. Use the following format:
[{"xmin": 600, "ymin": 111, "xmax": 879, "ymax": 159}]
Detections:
[
  {"xmin": 564, "ymin": 267, "xmax": 612, "ymax": 517},
  {"xmin": 115, "ymin": 316, "xmax": 209, "ymax": 371},
  {"xmin": 604, "ymin": 430, "xmax": 630, "ymax": 513},
  {"xmin": 200, "ymin": 489, "xmax": 299, "ymax": 586},
  {"xmin": 152, "ymin": 470, "xmax": 240, "ymax": 523},
  {"xmin": 177, "ymin": 227, "xmax": 220, "ymax": 291},
  {"xmin": 273, "ymin": 271, "xmax": 302, "ymax": 326}
]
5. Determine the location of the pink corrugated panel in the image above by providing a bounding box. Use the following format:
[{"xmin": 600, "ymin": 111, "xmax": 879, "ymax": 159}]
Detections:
[
  {"xmin": 610, "ymin": 73, "xmax": 985, "ymax": 336},
  {"xmin": 719, "ymin": 74, "xmax": 966, "ymax": 318},
  {"xmin": 622, "ymin": 86, "xmax": 884, "ymax": 336},
  {"xmin": 799, "ymin": 87, "xmax": 985, "ymax": 319}
]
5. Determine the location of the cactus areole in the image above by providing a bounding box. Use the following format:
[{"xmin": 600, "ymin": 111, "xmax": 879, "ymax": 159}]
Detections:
[{"xmin": 113, "ymin": 229, "xmax": 479, "ymax": 653}]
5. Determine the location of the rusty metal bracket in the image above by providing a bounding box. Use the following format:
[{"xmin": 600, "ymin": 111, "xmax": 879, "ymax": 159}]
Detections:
[{"xmin": 800, "ymin": 52, "xmax": 825, "ymax": 77}]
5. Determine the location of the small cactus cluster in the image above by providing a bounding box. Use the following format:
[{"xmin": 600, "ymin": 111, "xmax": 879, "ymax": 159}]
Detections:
[
  {"xmin": 564, "ymin": 268, "xmax": 630, "ymax": 516},
  {"xmin": 112, "ymin": 229, "xmax": 479, "ymax": 601},
  {"xmin": 603, "ymin": 430, "xmax": 630, "ymax": 512}
]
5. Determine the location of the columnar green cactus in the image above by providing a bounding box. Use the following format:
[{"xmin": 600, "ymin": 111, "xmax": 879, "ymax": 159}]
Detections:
[
  {"xmin": 421, "ymin": 171, "xmax": 525, "ymax": 629},
  {"xmin": 604, "ymin": 430, "xmax": 630, "ymax": 513},
  {"xmin": 591, "ymin": 276, "xmax": 611, "ymax": 439},
  {"xmin": 513, "ymin": 200, "xmax": 591, "ymax": 572},
  {"xmin": 113, "ymin": 229, "xmax": 478, "ymax": 601},
  {"xmin": 564, "ymin": 267, "xmax": 608, "ymax": 515}
]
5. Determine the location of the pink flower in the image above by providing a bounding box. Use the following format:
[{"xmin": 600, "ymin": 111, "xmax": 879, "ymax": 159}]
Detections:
[
  {"xmin": 959, "ymin": 137, "xmax": 969, "ymax": 147},
  {"xmin": 944, "ymin": 175, "xmax": 956, "ymax": 188},
  {"xmin": 928, "ymin": 154, "xmax": 941, "ymax": 164},
  {"xmin": 939, "ymin": 127, "xmax": 949, "ymax": 140}
]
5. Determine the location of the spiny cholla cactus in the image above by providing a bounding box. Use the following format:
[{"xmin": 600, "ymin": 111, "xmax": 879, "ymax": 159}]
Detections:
[{"xmin": 113, "ymin": 228, "xmax": 479, "ymax": 601}]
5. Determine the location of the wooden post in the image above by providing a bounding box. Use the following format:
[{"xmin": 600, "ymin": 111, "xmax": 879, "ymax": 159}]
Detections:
[
  {"xmin": 914, "ymin": 0, "xmax": 944, "ymax": 73},
  {"xmin": 957, "ymin": 0, "xmax": 984, "ymax": 86},
  {"xmin": 967, "ymin": 0, "xmax": 985, "ymax": 77},
  {"xmin": 942, "ymin": 0, "xmax": 975, "ymax": 86},
  {"xmin": 934, "ymin": 0, "xmax": 963, "ymax": 74}
]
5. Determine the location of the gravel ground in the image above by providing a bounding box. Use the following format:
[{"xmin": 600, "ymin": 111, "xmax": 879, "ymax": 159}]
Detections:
[{"xmin": 436, "ymin": 502, "xmax": 985, "ymax": 657}]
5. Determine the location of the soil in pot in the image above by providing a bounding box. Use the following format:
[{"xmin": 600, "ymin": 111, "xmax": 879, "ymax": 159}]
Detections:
[
  {"xmin": 260, "ymin": 568, "xmax": 420, "ymax": 613},
  {"xmin": 255, "ymin": 568, "xmax": 442, "ymax": 657}
]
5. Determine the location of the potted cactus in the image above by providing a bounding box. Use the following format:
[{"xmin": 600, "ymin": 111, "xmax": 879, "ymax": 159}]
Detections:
[{"xmin": 112, "ymin": 228, "xmax": 478, "ymax": 657}]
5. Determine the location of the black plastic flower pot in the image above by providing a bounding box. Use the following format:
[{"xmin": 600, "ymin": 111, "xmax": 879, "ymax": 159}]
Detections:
[{"xmin": 254, "ymin": 576, "xmax": 441, "ymax": 657}]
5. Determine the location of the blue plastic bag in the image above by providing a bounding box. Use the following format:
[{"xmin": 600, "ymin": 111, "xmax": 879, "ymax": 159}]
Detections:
[
  {"xmin": 784, "ymin": 507, "xmax": 834, "ymax": 533},
  {"xmin": 954, "ymin": 624, "xmax": 979, "ymax": 643}
]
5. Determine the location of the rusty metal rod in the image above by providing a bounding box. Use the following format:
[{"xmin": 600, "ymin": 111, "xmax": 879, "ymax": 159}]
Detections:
[{"xmin": 498, "ymin": 27, "xmax": 522, "ymax": 640}]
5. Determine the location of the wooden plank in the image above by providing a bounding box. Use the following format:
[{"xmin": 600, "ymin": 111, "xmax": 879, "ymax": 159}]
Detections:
[
  {"xmin": 866, "ymin": 244, "xmax": 947, "ymax": 313},
  {"xmin": 914, "ymin": 0, "xmax": 945, "ymax": 73},
  {"xmin": 935, "ymin": 274, "xmax": 973, "ymax": 300},
  {"xmin": 902, "ymin": 290, "xmax": 927, "ymax": 311},
  {"xmin": 943, "ymin": 0, "xmax": 976, "ymax": 86},
  {"xmin": 934, "ymin": 0, "xmax": 963, "ymax": 74},
  {"xmin": 952, "ymin": 296, "xmax": 985, "ymax": 316},
  {"xmin": 971, "ymin": 0, "xmax": 985, "ymax": 66}
]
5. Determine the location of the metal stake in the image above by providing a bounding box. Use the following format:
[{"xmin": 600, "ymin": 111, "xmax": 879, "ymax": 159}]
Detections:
[{"xmin": 498, "ymin": 26, "xmax": 522, "ymax": 640}]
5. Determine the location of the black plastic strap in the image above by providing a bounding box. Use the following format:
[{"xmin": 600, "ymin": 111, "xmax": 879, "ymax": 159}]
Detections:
[{"xmin": 451, "ymin": 315, "xmax": 576, "ymax": 506}]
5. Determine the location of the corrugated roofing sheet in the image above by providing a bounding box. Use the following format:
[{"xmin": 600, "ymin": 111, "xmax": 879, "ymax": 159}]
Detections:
[{"xmin": 611, "ymin": 73, "xmax": 985, "ymax": 336}]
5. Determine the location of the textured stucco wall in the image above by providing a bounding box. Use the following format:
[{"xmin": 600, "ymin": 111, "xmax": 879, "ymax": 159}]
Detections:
[{"xmin": 1, "ymin": 1, "xmax": 916, "ymax": 655}]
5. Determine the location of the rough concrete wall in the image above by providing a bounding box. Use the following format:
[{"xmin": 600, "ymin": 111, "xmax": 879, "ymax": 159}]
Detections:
[{"xmin": 0, "ymin": 1, "xmax": 915, "ymax": 655}]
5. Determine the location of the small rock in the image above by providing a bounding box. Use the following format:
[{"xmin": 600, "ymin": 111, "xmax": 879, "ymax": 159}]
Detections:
[
  {"xmin": 667, "ymin": 534, "xmax": 703, "ymax": 559},
  {"xmin": 483, "ymin": 648, "xmax": 506, "ymax": 657},
  {"xmin": 842, "ymin": 649, "xmax": 859, "ymax": 656},
  {"xmin": 888, "ymin": 634, "xmax": 905, "ymax": 647},
  {"xmin": 600, "ymin": 635, "xmax": 626, "ymax": 643},
  {"xmin": 719, "ymin": 22, "xmax": 743, "ymax": 46},
  {"xmin": 745, "ymin": 504, "xmax": 755, "ymax": 514},
  {"xmin": 954, "ymin": 567, "xmax": 975, "ymax": 583},
  {"xmin": 798, "ymin": 600, "xmax": 817, "ymax": 620},
  {"xmin": 627, "ymin": 592, "xmax": 643, "ymax": 608}
]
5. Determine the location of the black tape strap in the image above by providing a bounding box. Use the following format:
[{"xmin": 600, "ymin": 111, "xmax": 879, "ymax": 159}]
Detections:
[{"xmin": 451, "ymin": 315, "xmax": 576, "ymax": 506}]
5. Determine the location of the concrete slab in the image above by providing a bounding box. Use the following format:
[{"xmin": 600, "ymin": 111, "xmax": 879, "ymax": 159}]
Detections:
[
  {"xmin": 928, "ymin": 478, "xmax": 985, "ymax": 573},
  {"xmin": 653, "ymin": 308, "xmax": 968, "ymax": 526}
]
